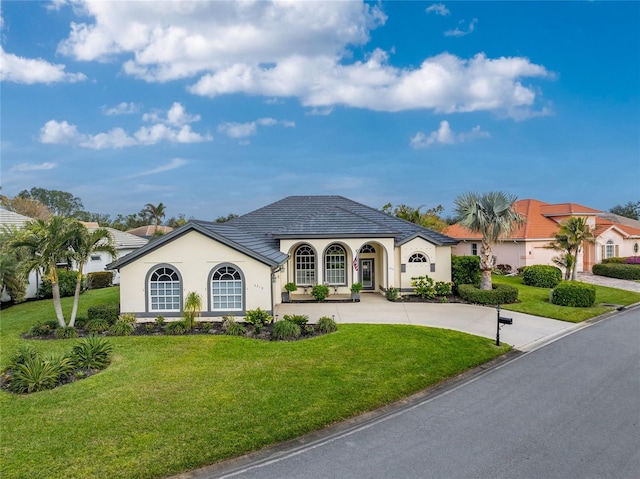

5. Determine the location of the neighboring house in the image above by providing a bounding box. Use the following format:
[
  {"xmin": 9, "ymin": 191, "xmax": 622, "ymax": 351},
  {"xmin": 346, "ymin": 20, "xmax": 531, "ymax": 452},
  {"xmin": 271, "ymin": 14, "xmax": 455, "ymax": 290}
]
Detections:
[
  {"xmin": 0, "ymin": 208, "xmax": 39, "ymax": 301},
  {"xmin": 108, "ymin": 196, "xmax": 458, "ymax": 318},
  {"xmin": 126, "ymin": 225, "xmax": 173, "ymax": 239},
  {"xmin": 445, "ymin": 199, "xmax": 640, "ymax": 272},
  {"xmin": 79, "ymin": 222, "xmax": 148, "ymax": 284}
]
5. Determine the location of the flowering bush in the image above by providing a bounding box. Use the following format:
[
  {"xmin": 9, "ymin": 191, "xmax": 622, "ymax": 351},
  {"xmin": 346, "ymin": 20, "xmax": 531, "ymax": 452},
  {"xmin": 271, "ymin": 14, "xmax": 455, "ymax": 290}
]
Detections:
[{"xmin": 624, "ymin": 256, "xmax": 640, "ymax": 265}]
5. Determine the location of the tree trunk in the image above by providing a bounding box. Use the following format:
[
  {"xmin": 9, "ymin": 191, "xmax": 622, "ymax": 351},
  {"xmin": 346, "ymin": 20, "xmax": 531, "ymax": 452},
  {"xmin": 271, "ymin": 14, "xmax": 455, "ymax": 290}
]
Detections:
[
  {"xmin": 51, "ymin": 281, "xmax": 66, "ymax": 327},
  {"xmin": 571, "ymin": 247, "xmax": 580, "ymax": 281},
  {"xmin": 480, "ymin": 240, "xmax": 493, "ymax": 290},
  {"xmin": 69, "ymin": 264, "xmax": 84, "ymax": 327}
]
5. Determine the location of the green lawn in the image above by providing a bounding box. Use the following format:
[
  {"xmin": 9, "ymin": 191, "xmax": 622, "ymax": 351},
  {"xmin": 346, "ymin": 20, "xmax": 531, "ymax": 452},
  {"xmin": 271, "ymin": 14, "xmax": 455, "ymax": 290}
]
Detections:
[
  {"xmin": 0, "ymin": 288, "xmax": 509, "ymax": 479},
  {"xmin": 493, "ymin": 275, "xmax": 640, "ymax": 322}
]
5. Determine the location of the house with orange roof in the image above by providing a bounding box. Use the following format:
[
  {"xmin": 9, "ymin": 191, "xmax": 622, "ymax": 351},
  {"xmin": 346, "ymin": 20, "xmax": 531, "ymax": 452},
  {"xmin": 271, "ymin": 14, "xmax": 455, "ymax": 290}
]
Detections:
[{"xmin": 445, "ymin": 199, "xmax": 640, "ymax": 273}]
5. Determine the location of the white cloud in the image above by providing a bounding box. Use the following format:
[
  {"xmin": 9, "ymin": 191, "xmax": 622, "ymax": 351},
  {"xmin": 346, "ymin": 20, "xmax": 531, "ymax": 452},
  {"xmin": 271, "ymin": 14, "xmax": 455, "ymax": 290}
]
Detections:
[
  {"xmin": 103, "ymin": 102, "xmax": 139, "ymax": 115},
  {"xmin": 10, "ymin": 162, "xmax": 57, "ymax": 172},
  {"xmin": 426, "ymin": 4, "xmax": 450, "ymax": 16},
  {"xmin": 0, "ymin": 46, "xmax": 87, "ymax": 84},
  {"xmin": 143, "ymin": 102, "xmax": 201, "ymax": 126},
  {"xmin": 218, "ymin": 118, "xmax": 295, "ymax": 139},
  {"xmin": 40, "ymin": 120, "xmax": 80, "ymax": 144},
  {"xmin": 410, "ymin": 121, "xmax": 490, "ymax": 149},
  {"xmin": 79, "ymin": 127, "xmax": 137, "ymax": 149},
  {"xmin": 127, "ymin": 158, "xmax": 187, "ymax": 178},
  {"xmin": 134, "ymin": 124, "xmax": 210, "ymax": 144},
  {"xmin": 445, "ymin": 18, "xmax": 477, "ymax": 37}
]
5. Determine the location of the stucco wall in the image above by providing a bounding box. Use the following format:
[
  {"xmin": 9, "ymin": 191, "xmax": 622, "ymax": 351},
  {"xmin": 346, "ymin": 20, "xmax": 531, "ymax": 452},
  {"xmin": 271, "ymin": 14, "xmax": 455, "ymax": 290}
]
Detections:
[
  {"xmin": 596, "ymin": 228, "xmax": 639, "ymax": 262},
  {"xmin": 119, "ymin": 230, "xmax": 274, "ymax": 318}
]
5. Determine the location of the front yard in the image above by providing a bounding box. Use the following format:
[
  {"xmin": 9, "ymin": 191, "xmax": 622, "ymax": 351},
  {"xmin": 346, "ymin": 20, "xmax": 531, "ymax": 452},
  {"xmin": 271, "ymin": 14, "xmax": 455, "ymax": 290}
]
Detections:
[
  {"xmin": 493, "ymin": 275, "xmax": 640, "ymax": 322},
  {"xmin": 0, "ymin": 288, "xmax": 510, "ymax": 479}
]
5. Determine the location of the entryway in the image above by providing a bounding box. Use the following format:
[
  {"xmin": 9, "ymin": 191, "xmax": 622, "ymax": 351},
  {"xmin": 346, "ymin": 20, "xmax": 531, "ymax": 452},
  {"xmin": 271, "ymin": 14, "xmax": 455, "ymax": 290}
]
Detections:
[{"xmin": 360, "ymin": 258, "xmax": 375, "ymax": 291}]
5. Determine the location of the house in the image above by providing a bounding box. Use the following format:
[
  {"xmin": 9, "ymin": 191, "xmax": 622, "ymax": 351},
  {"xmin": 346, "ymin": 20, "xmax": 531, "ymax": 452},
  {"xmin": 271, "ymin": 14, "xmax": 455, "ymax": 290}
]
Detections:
[
  {"xmin": 0, "ymin": 208, "xmax": 40, "ymax": 301},
  {"xmin": 79, "ymin": 222, "xmax": 148, "ymax": 284},
  {"xmin": 445, "ymin": 199, "xmax": 640, "ymax": 273},
  {"xmin": 108, "ymin": 196, "xmax": 458, "ymax": 318}
]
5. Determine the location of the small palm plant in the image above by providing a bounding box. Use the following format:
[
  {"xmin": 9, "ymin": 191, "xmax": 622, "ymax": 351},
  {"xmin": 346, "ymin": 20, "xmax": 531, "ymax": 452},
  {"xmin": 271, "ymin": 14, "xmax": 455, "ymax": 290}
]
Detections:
[{"xmin": 183, "ymin": 291, "xmax": 202, "ymax": 331}]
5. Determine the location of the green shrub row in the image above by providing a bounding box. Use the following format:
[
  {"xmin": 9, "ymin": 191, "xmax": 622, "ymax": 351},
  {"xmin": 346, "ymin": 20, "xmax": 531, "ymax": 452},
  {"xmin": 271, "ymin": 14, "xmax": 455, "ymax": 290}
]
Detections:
[
  {"xmin": 522, "ymin": 265, "xmax": 562, "ymax": 288},
  {"xmin": 86, "ymin": 272, "xmax": 114, "ymax": 290},
  {"xmin": 592, "ymin": 263, "xmax": 640, "ymax": 280},
  {"xmin": 87, "ymin": 304, "xmax": 120, "ymax": 325},
  {"xmin": 551, "ymin": 281, "xmax": 596, "ymax": 307},
  {"xmin": 451, "ymin": 256, "xmax": 481, "ymax": 292},
  {"xmin": 458, "ymin": 284, "xmax": 519, "ymax": 305}
]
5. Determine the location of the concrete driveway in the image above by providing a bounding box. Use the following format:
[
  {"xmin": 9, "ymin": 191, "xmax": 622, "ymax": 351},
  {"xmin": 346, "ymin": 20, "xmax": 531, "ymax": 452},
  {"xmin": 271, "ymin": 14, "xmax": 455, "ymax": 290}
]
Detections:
[{"xmin": 275, "ymin": 294, "xmax": 577, "ymax": 352}]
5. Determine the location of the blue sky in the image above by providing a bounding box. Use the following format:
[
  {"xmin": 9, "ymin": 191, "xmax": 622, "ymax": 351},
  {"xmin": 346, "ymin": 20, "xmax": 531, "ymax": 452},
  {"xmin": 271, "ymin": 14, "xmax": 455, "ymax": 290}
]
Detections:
[{"xmin": 1, "ymin": 1, "xmax": 638, "ymax": 221}]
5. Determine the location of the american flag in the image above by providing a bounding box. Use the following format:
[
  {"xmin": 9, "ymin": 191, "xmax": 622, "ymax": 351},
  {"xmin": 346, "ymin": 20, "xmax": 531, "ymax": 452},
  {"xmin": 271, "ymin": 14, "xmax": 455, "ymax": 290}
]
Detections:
[{"xmin": 353, "ymin": 255, "xmax": 359, "ymax": 271}]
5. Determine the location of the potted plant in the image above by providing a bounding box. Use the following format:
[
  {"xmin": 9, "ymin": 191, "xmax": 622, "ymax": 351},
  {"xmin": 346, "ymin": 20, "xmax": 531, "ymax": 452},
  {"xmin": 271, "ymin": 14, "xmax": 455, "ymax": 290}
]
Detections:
[
  {"xmin": 350, "ymin": 282, "xmax": 363, "ymax": 302},
  {"xmin": 282, "ymin": 282, "xmax": 297, "ymax": 303}
]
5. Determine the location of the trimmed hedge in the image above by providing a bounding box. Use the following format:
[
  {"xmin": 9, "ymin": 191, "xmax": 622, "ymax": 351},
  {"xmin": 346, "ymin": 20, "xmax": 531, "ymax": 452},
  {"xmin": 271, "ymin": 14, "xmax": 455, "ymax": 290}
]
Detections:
[
  {"xmin": 451, "ymin": 256, "xmax": 481, "ymax": 292},
  {"xmin": 86, "ymin": 272, "xmax": 114, "ymax": 290},
  {"xmin": 551, "ymin": 281, "xmax": 596, "ymax": 307},
  {"xmin": 87, "ymin": 304, "xmax": 120, "ymax": 325},
  {"xmin": 522, "ymin": 265, "xmax": 562, "ymax": 288},
  {"xmin": 458, "ymin": 283, "xmax": 519, "ymax": 305},
  {"xmin": 592, "ymin": 263, "xmax": 640, "ymax": 280},
  {"xmin": 38, "ymin": 269, "xmax": 78, "ymax": 298}
]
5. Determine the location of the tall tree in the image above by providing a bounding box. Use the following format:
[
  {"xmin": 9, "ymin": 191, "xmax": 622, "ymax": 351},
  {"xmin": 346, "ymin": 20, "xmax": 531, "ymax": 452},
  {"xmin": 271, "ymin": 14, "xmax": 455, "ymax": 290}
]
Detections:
[
  {"xmin": 142, "ymin": 202, "xmax": 166, "ymax": 226},
  {"xmin": 1, "ymin": 195, "xmax": 52, "ymax": 220},
  {"xmin": 547, "ymin": 217, "xmax": 595, "ymax": 281},
  {"xmin": 381, "ymin": 203, "xmax": 448, "ymax": 232},
  {"xmin": 17, "ymin": 187, "xmax": 83, "ymax": 217},
  {"xmin": 9, "ymin": 217, "xmax": 79, "ymax": 326},
  {"xmin": 215, "ymin": 213, "xmax": 239, "ymax": 223},
  {"xmin": 454, "ymin": 192, "xmax": 525, "ymax": 290},
  {"xmin": 68, "ymin": 225, "xmax": 117, "ymax": 326},
  {"xmin": 609, "ymin": 201, "xmax": 640, "ymax": 220}
]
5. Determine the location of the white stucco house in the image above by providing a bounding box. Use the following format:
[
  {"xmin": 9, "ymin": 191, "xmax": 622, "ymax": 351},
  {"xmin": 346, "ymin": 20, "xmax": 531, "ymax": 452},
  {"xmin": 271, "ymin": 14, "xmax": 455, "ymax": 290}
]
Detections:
[
  {"xmin": 108, "ymin": 196, "xmax": 459, "ymax": 319},
  {"xmin": 445, "ymin": 199, "xmax": 640, "ymax": 273}
]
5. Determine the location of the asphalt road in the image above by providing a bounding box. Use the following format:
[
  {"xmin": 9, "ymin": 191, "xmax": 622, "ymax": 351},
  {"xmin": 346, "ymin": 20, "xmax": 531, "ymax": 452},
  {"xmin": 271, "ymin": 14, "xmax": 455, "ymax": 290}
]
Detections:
[{"xmin": 184, "ymin": 306, "xmax": 640, "ymax": 479}]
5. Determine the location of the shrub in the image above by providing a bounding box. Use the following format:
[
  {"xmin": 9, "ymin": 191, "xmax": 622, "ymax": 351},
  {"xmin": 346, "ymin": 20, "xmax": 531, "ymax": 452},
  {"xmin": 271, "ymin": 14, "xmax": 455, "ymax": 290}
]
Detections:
[
  {"xmin": 9, "ymin": 346, "xmax": 40, "ymax": 367},
  {"xmin": 117, "ymin": 313, "xmax": 137, "ymax": 325},
  {"xmin": 624, "ymin": 256, "xmax": 640, "ymax": 265},
  {"xmin": 494, "ymin": 264, "xmax": 513, "ymax": 275},
  {"xmin": 592, "ymin": 263, "xmax": 640, "ymax": 281},
  {"xmin": 411, "ymin": 276, "xmax": 436, "ymax": 299},
  {"xmin": 522, "ymin": 265, "xmax": 562, "ymax": 288},
  {"xmin": 223, "ymin": 316, "xmax": 246, "ymax": 336},
  {"xmin": 551, "ymin": 281, "xmax": 596, "ymax": 307},
  {"xmin": 458, "ymin": 284, "xmax": 519, "ymax": 305},
  {"xmin": 282, "ymin": 314, "xmax": 309, "ymax": 327},
  {"xmin": 350, "ymin": 282, "xmax": 363, "ymax": 293},
  {"xmin": 451, "ymin": 256, "xmax": 481, "ymax": 292},
  {"xmin": 164, "ymin": 321, "xmax": 187, "ymax": 335},
  {"xmin": 38, "ymin": 269, "xmax": 78, "ymax": 298},
  {"xmin": 311, "ymin": 284, "xmax": 330, "ymax": 301},
  {"xmin": 155, "ymin": 315, "xmax": 166, "ymax": 327},
  {"xmin": 8, "ymin": 353, "xmax": 73, "ymax": 394},
  {"xmin": 601, "ymin": 257, "xmax": 626, "ymax": 264},
  {"xmin": 86, "ymin": 319, "xmax": 110, "ymax": 333},
  {"xmin": 85, "ymin": 271, "xmax": 113, "ymax": 290},
  {"xmin": 284, "ymin": 282, "xmax": 298, "ymax": 292},
  {"xmin": 271, "ymin": 320, "xmax": 301, "ymax": 340},
  {"xmin": 109, "ymin": 321, "xmax": 134, "ymax": 336},
  {"xmin": 144, "ymin": 323, "xmax": 156, "ymax": 333},
  {"xmin": 87, "ymin": 304, "xmax": 120, "ymax": 325},
  {"xmin": 29, "ymin": 320, "xmax": 58, "ymax": 337},
  {"xmin": 316, "ymin": 316, "xmax": 338, "ymax": 333},
  {"xmin": 434, "ymin": 281, "xmax": 453, "ymax": 296},
  {"xmin": 74, "ymin": 316, "xmax": 88, "ymax": 329},
  {"xmin": 198, "ymin": 322, "xmax": 213, "ymax": 332},
  {"xmin": 71, "ymin": 336, "xmax": 113, "ymax": 370},
  {"xmin": 54, "ymin": 326, "xmax": 78, "ymax": 339},
  {"xmin": 385, "ymin": 286, "xmax": 399, "ymax": 301},
  {"xmin": 245, "ymin": 308, "xmax": 273, "ymax": 333}
]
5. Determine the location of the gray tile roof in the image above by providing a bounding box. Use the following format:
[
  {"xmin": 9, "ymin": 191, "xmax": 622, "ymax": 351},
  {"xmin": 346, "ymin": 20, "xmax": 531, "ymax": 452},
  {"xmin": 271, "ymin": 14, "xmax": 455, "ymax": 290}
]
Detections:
[
  {"xmin": 108, "ymin": 196, "xmax": 457, "ymax": 270},
  {"xmin": 0, "ymin": 208, "xmax": 32, "ymax": 228},
  {"xmin": 228, "ymin": 196, "xmax": 458, "ymax": 246}
]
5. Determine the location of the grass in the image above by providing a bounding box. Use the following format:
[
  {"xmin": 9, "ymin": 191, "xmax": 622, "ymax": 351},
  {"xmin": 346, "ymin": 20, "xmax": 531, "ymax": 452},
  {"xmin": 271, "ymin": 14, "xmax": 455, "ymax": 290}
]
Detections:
[
  {"xmin": 0, "ymin": 287, "xmax": 510, "ymax": 479},
  {"xmin": 493, "ymin": 275, "xmax": 640, "ymax": 322}
]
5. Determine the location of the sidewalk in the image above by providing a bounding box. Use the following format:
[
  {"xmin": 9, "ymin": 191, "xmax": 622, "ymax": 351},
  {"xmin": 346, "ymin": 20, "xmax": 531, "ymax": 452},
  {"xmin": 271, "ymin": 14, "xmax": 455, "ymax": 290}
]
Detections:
[{"xmin": 275, "ymin": 294, "xmax": 576, "ymax": 352}]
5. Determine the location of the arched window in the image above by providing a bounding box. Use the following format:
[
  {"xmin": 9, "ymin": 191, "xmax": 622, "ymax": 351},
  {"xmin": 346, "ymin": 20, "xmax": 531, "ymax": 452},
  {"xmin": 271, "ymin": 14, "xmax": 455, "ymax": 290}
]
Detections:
[
  {"xmin": 211, "ymin": 265, "xmax": 243, "ymax": 311},
  {"xmin": 325, "ymin": 244, "xmax": 346, "ymax": 285},
  {"xmin": 360, "ymin": 244, "xmax": 376, "ymax": 254},
  {"xmin": 295, "ymin": 245, "xmax": 315, "ymax": 285},
  {"xmin": 149, "ymin": 266, "xmax": 181, "ymax": 312},
  {"xmin": 408, "ymin": 253, "xmax": 428, "ymax": 263}
]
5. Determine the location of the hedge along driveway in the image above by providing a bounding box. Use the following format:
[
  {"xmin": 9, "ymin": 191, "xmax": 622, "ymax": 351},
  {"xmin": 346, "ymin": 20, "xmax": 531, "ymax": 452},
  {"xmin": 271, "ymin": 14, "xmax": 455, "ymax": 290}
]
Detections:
[
  {"xmin": 0, "ymin": 288, "xmax": 510, "ymax": 479},
  {"xmin": 493, "ymin": 275, "xmax": 640, "ymax": 322}
]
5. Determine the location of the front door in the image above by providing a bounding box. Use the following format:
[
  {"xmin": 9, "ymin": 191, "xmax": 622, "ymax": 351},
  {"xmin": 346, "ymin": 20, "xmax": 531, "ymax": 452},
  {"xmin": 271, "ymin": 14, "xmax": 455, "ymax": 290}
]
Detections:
[{"xmin": 360, "ymin": 259, "xmax": 375, "ymax": 291}]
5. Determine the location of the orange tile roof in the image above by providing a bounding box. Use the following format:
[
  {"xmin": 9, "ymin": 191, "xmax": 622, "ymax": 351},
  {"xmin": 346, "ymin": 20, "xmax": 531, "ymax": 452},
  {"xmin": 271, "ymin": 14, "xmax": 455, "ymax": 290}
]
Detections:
[
  {"xmin": 594, "ymin": 217, "xmax": 640, "ymax": 238},
  {"xmin": 539, "ymin": 203, "xmax": 601, "ymax": 216}
]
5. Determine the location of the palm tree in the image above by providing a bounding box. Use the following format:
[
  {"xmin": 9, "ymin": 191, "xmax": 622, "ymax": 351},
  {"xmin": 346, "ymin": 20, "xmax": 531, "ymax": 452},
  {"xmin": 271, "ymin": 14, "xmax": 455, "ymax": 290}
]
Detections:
[
  {"xmin": 454, "ymin": 192, "xmax": 525, "ymax": 290},
  {"xmin": 142, "ymin": 202, "xmax": 166, "ymax": 227},
  {"xmin": 183, "ymin": 291, "xmax": 202, "ymax": 330},
  {"xmin": 548, "ymin": 217, "xmax": 595, "ymax": 281},
  {"xmin": 9, "ymin": 216, "xmax": 79, "ymax": 326},
  {"xmin": 68, "ymin": 225, "xmax": 117, "ymax": 327},
  {"xmin": 0, "ymin": 226, "xmax": 27, "ymax": 302}
]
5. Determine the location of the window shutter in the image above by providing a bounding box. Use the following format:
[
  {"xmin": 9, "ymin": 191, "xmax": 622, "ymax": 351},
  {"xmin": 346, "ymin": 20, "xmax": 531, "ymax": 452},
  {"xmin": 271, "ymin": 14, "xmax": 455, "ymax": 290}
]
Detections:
[
  {"xmin": 615, "ymin": 245, "xmax": 619, "ymax": 257},
  {"xmin": 601, "ymin": 245, "xmax": 605, "ymax": 259}
]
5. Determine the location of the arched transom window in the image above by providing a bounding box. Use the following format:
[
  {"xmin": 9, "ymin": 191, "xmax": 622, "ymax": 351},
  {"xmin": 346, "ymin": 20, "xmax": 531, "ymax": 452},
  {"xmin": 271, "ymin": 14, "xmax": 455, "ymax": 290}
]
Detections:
[
  {"xmin": 149, "ymin": 266, "xmax": 181, "ymax": 311},
  {"xmin": 212, "ymin": 266, "xmax": 243, "ymax": 311},
  {"xmin": 360, "ymin": 244, "xmax": 376, "ymax": 254},
  {"xmin": 295, "ymin": 245, "xmax": 315, "ymax": 285},
  {"xmin": 408, "ymin": 253, "xmax": 428, "ymax": 263},
  {"xmin": 325, "ymin": 244, "xmax": 346, "ymax": 285}
]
